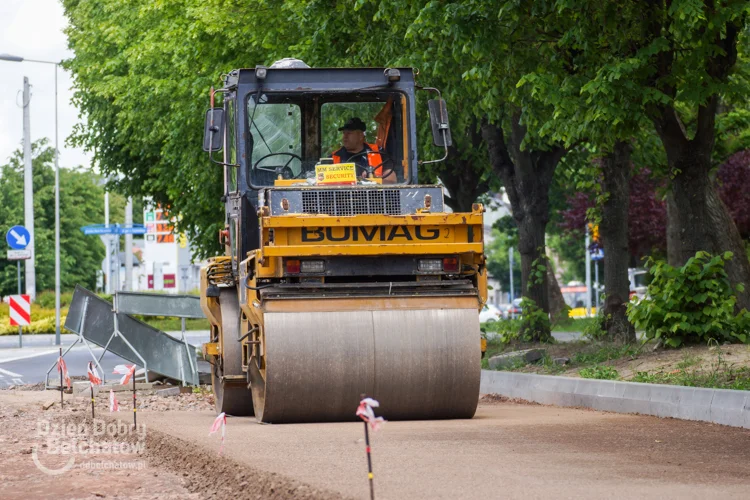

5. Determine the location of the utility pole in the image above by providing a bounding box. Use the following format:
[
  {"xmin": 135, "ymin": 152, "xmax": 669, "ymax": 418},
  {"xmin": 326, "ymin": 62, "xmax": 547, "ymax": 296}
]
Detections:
[
  {"xmin": 508, "ymin": 247, "xmax": 515, "ymax": 304},
  {"xmin": 104, "ymin": 191, "xmax": 111, "ymax": 294},
  {"xmin": 595, "ymin": 260, "xmax": 600, "ymax": 312},
  {"xmin": 125, "ymin": 197, "xmax": 133, "ymax": 291},
  {"xmin": 2, "ymin": 55, "xmax": 63, "ymax": 342},
  {"xmin": 585, "ymin": 226, "xmax": 592, "ymax": 318},
  {"xmin": 22, "ymin": 77, "xmax": 36, "ymax": 301},
  {"xmin": 53, "ymin": 63, "xmax": 61, "ymax": 345}
]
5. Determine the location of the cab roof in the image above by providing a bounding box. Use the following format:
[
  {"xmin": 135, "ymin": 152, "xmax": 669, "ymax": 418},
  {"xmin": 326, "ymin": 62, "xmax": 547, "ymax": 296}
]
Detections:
[{"xmin": 225, "ymin": 67, "xmax": 415, "ymax": 92}]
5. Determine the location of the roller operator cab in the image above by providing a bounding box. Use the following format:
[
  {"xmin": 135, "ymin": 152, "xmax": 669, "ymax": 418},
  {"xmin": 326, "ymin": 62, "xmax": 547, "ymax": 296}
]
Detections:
[{"xmin": 200, "ymin": 59, "xmax": 487, "ymax": 423}]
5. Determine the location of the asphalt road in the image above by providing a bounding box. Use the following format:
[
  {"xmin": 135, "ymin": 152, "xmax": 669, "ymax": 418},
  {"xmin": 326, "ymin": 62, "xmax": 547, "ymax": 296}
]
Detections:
[{"xmin": 0, "ymin": 331, "xmax": 209, "ymax": 387}]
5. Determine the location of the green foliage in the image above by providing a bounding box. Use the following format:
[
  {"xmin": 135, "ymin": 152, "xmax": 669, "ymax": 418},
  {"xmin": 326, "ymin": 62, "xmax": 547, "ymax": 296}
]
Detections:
[
  {"xmin": 519, "ymin": 297, "xmax": 552, "ymax": 343},
  {"xmin": 35, "ymin": 291, "xmax": 76, "ymax": 309},
  {"xmin": 582, "ymin": 314, "xmax": 609, "ymax": 341},
  {"xmin": 579, "ymin": 365, "xmax": 620, "ymax": 380},
  {"xmin": 550, "ymin": 318, "xmax": 596, "ymax": 333},
  {"xmin": 492, "ymin": 216, "xmax": 518, "ymax": 245},
  {"xmin": 627, "ymin": 251, "xmax": 750, "ymax": 347},
  {"xmin": 0, "ymin": 140, "xmax": 117, "ymax": 296},
  {"xmin": 571, "ymin": 343, "xmax": 639, "ymax": 365},
  {"xmin": 481, "ymin": 318, "xmax": 523, "ymax": 345}
]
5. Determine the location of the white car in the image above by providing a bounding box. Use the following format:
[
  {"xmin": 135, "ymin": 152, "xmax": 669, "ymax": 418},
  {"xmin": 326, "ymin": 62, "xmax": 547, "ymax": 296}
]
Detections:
[{"xmin": 479, "ymin": 303, "xmax": 502, "ymax": 323}]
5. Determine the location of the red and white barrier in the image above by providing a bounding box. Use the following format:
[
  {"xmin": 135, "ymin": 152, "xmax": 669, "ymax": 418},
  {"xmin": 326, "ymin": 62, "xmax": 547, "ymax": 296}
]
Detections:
[
  {"xmin": 87, "ymin": 362, "xmax": 102, "ymax": 385},
  {"xmin": 9, "ymin": 295, "xmax": 30, "ymax": 326},
  {"xmin": 57, "ymin": 356, "xmax": 71, "ymax": 390},
  {"xmin": 113, "ymin": 364, "xmax": 140, "ymax": 385}
]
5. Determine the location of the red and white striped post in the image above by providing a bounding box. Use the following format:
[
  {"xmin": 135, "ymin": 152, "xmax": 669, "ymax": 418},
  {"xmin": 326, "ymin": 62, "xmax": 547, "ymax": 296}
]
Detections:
[{"xmin": 9, "ymin": 295, "xmax": 31, "ymax": 348}]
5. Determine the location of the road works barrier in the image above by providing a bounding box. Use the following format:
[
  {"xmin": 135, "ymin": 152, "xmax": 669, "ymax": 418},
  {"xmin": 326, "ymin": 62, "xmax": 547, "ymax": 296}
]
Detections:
[
  {"xmin": 481, "ymin": 370, "xmax": 750, "ymax": 429},
  {"xmin": 44, "ymin": 285, "xmax": 201, "ymax": 388}
]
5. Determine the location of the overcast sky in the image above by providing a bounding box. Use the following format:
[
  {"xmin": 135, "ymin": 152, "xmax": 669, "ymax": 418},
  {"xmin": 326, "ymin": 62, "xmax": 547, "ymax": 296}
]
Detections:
[{"xmin": 0, "ymin": 0, "xmax": 91, "ymax": 169}]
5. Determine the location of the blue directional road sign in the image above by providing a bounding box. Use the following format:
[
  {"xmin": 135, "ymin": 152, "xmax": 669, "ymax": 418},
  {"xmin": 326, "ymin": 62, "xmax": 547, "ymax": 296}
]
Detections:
[
  {"xmin": 80, "ymin": 224, "xmax": 147, "ymax": 236},
  {"xmin": 6, "ymin": 225, "xmax": 30, "ymax": 250}
]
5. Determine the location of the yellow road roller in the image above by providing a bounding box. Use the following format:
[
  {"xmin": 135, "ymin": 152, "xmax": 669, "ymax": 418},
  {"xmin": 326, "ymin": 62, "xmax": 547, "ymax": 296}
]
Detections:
[{"xmin": 200, "ymin": 59, "xmax": 487, "ymax": 423}]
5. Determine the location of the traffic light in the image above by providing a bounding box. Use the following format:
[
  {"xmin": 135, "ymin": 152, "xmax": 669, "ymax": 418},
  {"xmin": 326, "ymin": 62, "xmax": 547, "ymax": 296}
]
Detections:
[{"xmin": 587, "ymin": 223, "xmax": 600, "ymax": 245}]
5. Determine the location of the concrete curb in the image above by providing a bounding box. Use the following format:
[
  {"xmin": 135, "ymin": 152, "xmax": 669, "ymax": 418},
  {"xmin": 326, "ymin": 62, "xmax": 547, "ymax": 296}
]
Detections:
[{"xmin": 480, "ymin": 370, "xmax": 750, "ymax": 429}]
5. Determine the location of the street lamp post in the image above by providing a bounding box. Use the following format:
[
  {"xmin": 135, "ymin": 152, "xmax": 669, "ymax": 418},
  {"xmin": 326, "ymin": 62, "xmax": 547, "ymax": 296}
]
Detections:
[{"xmin": 0, "ymin": 53, "xmax": 62, "ymax": 346}]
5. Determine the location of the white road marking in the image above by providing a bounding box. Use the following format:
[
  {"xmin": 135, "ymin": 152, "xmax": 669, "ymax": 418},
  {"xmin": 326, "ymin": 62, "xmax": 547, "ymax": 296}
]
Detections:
[
  {"xmin": 0, "ymin": 367, "xmax": 24, "ymax": 378},
  {"xmin": 0, "ymin": 349, "xmax": 61, "ymax": 364}
]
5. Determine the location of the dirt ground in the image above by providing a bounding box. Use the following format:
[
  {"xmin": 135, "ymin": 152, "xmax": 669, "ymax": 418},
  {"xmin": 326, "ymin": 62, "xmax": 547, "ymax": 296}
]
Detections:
[
  {"xmin": 0, "ymin": 389, "xmax": 201, "ymax": 500},
  {"xmin": 2, "ymin": 387, "xmax": 749, "ymax": 499},
  {"xmin": 0, "ymin": 388, "xmax": 343, "ymax": 500},
  {"xmin": 511, "ymin": 342, "xmax": 750, "ymax": 380}
]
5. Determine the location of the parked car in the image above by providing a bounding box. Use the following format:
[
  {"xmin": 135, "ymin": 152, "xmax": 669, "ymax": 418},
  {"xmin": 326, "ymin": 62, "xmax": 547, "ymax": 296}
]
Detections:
[
  {"xmin": 497, "ymin": 303, "xmax": 512, "ymax": 319},
  {"xmin": 479, "ymin": 303, "xmax": 502, "ymax": 323},
  {"xmin": 506, "ymin": 298, "xmax": 522, "ymax": 318},
  {"xmin": 628, "ymin": 268, "xmax": 649, "ymax": 303}
]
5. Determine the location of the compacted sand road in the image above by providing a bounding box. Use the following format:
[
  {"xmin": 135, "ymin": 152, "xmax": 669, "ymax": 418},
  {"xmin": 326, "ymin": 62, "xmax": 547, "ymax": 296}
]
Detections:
[{"xmin": 2, "ymin": 390, "xmax": 749, "ymax": 499}]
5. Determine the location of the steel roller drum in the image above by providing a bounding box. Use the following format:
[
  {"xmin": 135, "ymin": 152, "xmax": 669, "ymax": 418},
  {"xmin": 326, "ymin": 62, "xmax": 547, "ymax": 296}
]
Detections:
[{"xmin": 250, "ymin": 307, "xmax": 481, "ymax": 423}]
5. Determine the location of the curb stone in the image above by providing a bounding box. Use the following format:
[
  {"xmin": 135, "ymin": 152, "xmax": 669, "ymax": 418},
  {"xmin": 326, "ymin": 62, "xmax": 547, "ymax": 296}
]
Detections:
[{"xmin": 480, "ymin": 370, "xmax": 750, "ymax": 429}]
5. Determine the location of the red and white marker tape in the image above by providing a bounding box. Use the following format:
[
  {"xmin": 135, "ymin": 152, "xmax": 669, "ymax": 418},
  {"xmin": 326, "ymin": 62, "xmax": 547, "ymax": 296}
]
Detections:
[
  {"xmin": 9, "ymin": 295, "xmax": 31, "ymax": 326},
  {"xmin": 112, "ymin": 364, "xmax": 144, "ymax": 385},
  {"xmin": 209, "ymin": 412, "xmax": 227, "ymax": 455},
  {"xmin": 356, "ymin": 397, "xmax": 386, "ymax": 431},
  {"xmin": 57, "ymin": 356, "xmax": 71, "ymax": 390},
  {"xmin": 109, "ymin": 390, "xmax": 120, "ymax": 412},
  {"xmin": 87, "ymin": 362, "xmax": 102, "ymax": 385}
]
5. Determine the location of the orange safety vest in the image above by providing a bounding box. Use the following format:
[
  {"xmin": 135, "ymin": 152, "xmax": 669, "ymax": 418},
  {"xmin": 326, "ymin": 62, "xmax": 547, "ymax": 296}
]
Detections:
[{"xmin": 332, "ymin": 143, "xmax": 384, "ymax": 176}]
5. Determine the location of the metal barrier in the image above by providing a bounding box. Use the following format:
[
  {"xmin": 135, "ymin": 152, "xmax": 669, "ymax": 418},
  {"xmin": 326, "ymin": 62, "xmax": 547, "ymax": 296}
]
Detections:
[{"xmin": 45, "ymin": 286, "xmax": 202, "ymax": 388}]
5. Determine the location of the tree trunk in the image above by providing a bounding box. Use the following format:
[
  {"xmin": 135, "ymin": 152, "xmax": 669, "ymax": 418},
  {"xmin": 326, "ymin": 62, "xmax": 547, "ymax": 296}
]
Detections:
[
  {"xmin": 547, "ymin": 264, "xmax": 568, "ymax": 323},
  {"xmin": 600, "ymin": 141, "xmax": 636, "ymax": 342},
  {"xmin": 517, "ymin": 211, "xmax": 549, "ymax": 310},
  {"xmin": 653, "ymin": 98, "xmax": 750, "ymax": 311},
  {"xmin": 665, "ymin": 192, "xmax": 681, "ymax": 266},
  {"xmin": 669, "ymin": 153, "xmax": 750, "ymax": 310},
  {"xmin": 482, "ymin": 111, "xmax": 566, "ymax": 341}
]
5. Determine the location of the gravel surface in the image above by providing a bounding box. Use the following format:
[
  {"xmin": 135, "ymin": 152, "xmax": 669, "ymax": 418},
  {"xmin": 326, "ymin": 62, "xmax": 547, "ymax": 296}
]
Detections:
[{"xmin": 1, "ymin": 388, "xmax": 749, "ymax": 499}]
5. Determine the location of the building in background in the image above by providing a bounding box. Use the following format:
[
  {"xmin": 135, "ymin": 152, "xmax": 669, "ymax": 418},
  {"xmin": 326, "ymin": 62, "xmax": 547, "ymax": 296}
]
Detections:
[
  {"xmin": 142, "ymin": 205, "xmax": 201, "ymax": 293},
  {"xmin": 98, "ymin": 203, "xmax": 202, "ymax": 293}
]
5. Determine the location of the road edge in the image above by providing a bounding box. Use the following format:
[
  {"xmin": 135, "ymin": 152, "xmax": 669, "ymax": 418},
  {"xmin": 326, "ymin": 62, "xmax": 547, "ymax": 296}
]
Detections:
[{"xmin": 481, "ymin": 369, "xmax": 750, "ymax": 429}]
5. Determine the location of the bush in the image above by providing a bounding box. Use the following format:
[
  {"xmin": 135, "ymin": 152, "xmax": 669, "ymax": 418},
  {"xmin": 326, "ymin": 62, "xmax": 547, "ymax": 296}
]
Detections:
[
  {"xmin": 35, "ymin": 290, "xmax": 76, "ymax": 309},
  {"xmin": 0, "ymin": 315, "xmax": 68, "ymax": 335},
  {"xmin": 582, "ymin": 313, "xmax": 608, "ymax": 341},
  {"xmin": 627, "ymin": 251, "xmax": 749, "ymax": 347},
  {"xmin": 519, "ymin": 297, "xmax": 552, "ymax": 342},
  {"xmin": 482, "ymin": 298, "xmax": 552, "ymax": 343}
]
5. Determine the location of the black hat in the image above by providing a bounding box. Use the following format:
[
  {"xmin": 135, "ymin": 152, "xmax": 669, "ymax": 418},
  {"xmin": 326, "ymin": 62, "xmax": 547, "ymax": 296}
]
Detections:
[{"xmin": 338, "ymin": 117, "xmax": 366, "ymax": 131}]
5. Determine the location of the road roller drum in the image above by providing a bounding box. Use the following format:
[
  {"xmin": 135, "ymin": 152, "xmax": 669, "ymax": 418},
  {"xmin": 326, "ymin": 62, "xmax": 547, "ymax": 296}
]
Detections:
[{"xmin": 248, "ymin": 305, "xmax": 481, "ymax": 423}]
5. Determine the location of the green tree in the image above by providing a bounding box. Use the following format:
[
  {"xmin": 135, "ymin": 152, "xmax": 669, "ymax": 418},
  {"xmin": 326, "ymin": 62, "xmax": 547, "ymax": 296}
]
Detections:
[
  {"xmin": 549, "ymin": 0, "xmax": 750, "ymax": 310},
  {"xmin": 0, "ymin": 140, "xmax": 110, "ymax": 296}
]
